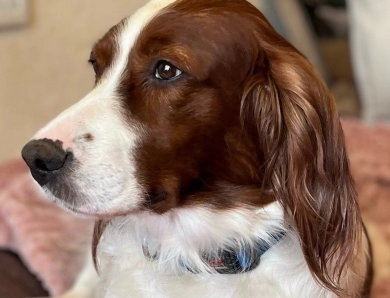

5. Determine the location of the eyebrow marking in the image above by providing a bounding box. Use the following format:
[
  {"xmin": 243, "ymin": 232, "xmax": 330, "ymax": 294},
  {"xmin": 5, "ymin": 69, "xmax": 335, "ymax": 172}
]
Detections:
[{"xmin": 99, "ymin": 0, "xmax": 178, "ymax": 95}]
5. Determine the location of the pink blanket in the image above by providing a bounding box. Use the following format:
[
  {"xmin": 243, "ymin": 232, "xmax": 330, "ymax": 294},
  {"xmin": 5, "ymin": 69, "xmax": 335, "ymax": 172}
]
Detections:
[
  {"xmin": 0, "ymin": 117, "xmax": 389, "ymax": 296},
  {"xmin": 342, "ymin": 118, "xmax": 390, "ymax": 297},
  {"xmin": 0, "ymin": 160, "xmax": 94, "ymax": 295}
]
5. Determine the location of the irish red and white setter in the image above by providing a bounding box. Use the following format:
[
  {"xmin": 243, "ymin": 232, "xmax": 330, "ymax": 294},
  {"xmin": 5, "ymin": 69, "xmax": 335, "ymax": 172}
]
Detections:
[{"xmin": 22, "ymin": 0, "xmax": 372, "ymax": 297}]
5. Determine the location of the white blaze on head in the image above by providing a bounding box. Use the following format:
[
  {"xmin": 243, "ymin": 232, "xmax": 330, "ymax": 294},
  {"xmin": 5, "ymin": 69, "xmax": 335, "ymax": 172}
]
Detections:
[{"xmin": 31, "ymin": 0, "xmax": 178, "ymax": 216}]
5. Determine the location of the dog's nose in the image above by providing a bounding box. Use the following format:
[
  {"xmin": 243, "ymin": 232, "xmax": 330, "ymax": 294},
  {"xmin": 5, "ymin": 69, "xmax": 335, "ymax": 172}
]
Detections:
[{"xmin": 21, "ymin": 139, "xmax": 68, "ymax": 186}]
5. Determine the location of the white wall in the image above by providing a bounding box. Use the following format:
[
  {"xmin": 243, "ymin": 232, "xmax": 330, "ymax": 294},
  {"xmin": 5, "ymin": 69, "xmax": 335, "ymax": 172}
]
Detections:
[{"xmin": 348, "ymin": 0, "xmax": 390, "ymax": 123}]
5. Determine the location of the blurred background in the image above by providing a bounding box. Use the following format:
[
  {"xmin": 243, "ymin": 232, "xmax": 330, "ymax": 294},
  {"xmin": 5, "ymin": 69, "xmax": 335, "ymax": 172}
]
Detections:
[{"xmin": 1, "ymin": 0, "xmax": 390, "ymax": 297}]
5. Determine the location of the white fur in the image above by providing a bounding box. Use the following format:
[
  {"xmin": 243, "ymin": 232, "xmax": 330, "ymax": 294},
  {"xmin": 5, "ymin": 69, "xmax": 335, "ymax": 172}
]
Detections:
[{"xmin": 96, "ymin": 202, "xmax": 334, "ymax": 298}]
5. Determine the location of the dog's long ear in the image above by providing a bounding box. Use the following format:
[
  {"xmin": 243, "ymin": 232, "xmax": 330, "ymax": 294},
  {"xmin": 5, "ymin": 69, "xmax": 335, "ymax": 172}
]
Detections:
[{"xmin": 240, "ymin": 32, "xmax": 361, "ymax": 295}]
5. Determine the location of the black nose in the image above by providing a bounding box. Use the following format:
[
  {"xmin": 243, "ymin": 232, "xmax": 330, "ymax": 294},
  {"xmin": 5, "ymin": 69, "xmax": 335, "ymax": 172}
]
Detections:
[{"xmin": 21, "ymin": 139, "xmax": 68, "ymax": 186}]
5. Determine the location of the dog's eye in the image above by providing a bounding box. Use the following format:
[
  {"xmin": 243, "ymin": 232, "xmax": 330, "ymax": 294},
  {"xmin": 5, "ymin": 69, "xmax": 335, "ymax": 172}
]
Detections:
[
  {"xmin": 155, "ymin": 61, "xmax": 182, "ymax": 80},
  {"xmin": 88, "ymin": 58, "xmax": 99, "ymax": 75}
]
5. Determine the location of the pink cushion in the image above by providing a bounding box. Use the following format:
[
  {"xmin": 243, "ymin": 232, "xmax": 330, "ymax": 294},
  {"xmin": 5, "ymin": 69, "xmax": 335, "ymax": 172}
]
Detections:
[{"xmin": 0, "ymin": 159, "xmax": 94, "ymax": 295}]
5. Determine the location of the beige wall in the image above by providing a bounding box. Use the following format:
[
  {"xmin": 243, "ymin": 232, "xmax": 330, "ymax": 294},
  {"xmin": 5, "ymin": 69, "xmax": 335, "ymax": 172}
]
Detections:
[{"xmin": 0, "ymin": 0, "xmax": 147, "ymax": 162}]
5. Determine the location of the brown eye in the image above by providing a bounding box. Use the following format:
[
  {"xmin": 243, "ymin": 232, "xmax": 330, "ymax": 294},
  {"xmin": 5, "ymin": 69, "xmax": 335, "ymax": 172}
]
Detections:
[
  {"xmin": 88, "ymin": 58, "xmax": 99, "ymax": 75},
  {"xmin": 155, "ymin": 61, "xmax": 182, "ymax": 80}
]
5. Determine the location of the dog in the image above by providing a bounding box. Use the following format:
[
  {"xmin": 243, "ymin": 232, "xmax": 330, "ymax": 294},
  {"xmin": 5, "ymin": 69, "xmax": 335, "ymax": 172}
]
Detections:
[{"xmin": 22, "ymin": 0, "xmax": 372, "ymax": 297}]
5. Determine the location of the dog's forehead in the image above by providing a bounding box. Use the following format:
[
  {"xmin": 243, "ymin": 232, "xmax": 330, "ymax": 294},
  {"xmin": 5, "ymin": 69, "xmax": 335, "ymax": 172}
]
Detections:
[
  {"xmin": 91, "ymin": 0, "xmax": 178, "ymax": 89},
  {"xmin": 91, "ymin": 0, "xmax": 260, "ymax": 89}
]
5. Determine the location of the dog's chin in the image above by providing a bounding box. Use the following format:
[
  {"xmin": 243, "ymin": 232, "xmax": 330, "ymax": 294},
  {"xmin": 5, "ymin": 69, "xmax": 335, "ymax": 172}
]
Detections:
[
  {"xmin": 42, "ymin": 187, "xmax": 140, "ymax": 220},
  {"xmin": 75, "ymin": 205, "xmax": 141, "ymax": 220}
]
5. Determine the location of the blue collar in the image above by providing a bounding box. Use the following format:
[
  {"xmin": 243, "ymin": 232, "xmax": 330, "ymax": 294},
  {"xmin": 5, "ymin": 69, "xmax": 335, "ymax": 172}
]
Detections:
[
  {"xmin": 142, "ymin": 229, "xmax": 286, "ymax": 274},
  {"xmin": 204, "ymin": 229, "xmax": 286, "ymax": 274}
]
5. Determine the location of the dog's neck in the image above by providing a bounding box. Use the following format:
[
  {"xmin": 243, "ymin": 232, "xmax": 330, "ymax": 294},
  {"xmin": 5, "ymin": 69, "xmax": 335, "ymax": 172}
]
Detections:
[
  {"xmin": 97, "ymin": 202, "xmax": 286, "ymax": 275},
  {"xmin": 141, "ymin": 226, "xmax": 287, "ymax": 274}
]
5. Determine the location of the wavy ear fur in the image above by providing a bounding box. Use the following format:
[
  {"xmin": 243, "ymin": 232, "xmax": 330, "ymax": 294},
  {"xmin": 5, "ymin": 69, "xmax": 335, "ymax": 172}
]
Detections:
[{"xmin": 240, "ymin": 27, "xmax": 361, "ymax": 295}]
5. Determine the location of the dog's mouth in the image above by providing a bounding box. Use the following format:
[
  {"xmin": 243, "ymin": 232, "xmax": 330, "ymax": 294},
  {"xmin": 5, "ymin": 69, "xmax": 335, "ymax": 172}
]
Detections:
[
  {"xmin": 73, "ymin": 207, "xmax": 138, "ymax": 219},
  {"xmin": 42, "ymin": 180, "xmax": 163, "ymax": 219},
  {"xmin": 45, "ymin": 192, "xmax": 142, "ymax": 219}
]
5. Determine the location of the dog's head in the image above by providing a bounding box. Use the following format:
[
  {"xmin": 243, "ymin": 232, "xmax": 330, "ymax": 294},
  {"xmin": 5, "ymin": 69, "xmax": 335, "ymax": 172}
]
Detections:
[{"xmin": 22, "ymin": 0, "xmax": 361, "ymax": 294}]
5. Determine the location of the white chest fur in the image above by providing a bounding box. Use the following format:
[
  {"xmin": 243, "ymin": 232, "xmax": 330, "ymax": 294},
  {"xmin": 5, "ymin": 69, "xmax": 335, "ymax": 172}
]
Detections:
[{"xmin": 96, "ymin": 202, "xmax": 334, "ymax": 298}]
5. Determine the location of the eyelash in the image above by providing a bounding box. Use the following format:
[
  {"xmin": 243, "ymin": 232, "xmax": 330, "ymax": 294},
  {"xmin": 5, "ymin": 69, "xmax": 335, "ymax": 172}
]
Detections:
[{"xmin": 87, "ymin": 57, "xmax": 184, "ymax": 84}]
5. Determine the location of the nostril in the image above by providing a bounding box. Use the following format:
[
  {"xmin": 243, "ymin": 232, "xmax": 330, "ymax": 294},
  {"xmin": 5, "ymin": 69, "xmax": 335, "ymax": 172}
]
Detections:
[
  {"xmin": 34, "ymin": 155, "xmax": 67, "ymax": 172},
  {"xmin": 35, "ymin": 158, "xmax": 49, "ymax": 171}
]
